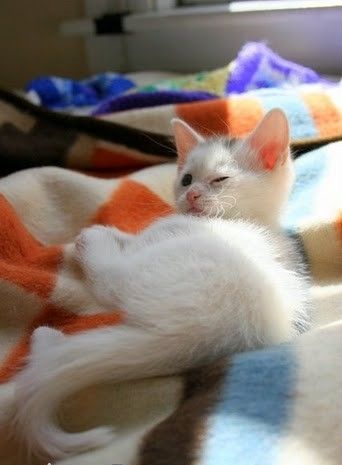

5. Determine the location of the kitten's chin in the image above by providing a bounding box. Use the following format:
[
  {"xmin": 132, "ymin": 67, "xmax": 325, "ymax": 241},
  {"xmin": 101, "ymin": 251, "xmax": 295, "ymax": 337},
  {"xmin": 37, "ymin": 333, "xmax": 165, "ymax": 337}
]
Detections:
[
  {"xmin": 187, "ymin": 206, "xmax": 204, "ymax": 216},
  {"xmin": 185, "ymin": 204, "xmax": 215, "ymax": 217},
  {"xmin": 176, "ymin": 201, "xmax": 203, "ymax": 216}
]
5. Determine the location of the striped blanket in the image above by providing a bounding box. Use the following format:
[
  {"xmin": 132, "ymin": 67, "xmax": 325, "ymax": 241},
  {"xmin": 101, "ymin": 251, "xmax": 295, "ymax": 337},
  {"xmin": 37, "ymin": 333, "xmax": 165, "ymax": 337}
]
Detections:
[
  {"xmin": 25, "ymin": 42, "xmax": 327, "ymax": 114},
  {"xmin": 0, "ymin": 87, "xmax": 341, "ymax": 465},
  {"xmin": 1, "ymin": 84, "xmax": 342, "ymax": 177}
]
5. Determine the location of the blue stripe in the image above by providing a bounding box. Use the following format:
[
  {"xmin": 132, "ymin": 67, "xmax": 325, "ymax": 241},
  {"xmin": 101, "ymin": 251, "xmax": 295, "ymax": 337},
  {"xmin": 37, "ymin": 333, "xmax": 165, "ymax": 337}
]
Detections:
[
  {"xmin": 256, "ymin": 88, "xmax": 318, "ymax": 139},
  {"xmin": 199, "ymin": 345, "xmax": 295, "ymax": 465},
  {"xmin": 282, "ymin": 145, "xmax": 328, "ymax": 234}
]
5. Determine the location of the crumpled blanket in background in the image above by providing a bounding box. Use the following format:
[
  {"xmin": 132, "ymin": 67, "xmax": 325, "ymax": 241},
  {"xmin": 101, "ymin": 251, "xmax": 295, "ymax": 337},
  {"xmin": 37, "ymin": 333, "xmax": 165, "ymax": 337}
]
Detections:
[{"xmin": 25, "ymin": 42, "xmax": 332, "ymax": 115}]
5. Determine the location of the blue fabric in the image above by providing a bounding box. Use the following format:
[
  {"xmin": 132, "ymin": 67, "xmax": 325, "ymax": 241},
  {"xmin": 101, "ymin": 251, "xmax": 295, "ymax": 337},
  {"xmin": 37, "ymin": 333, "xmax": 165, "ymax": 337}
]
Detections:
[
  {"xmin": 258, "ymin": 88, "xmax": 318, "ymax": 140},
  {"xmin": 283, "ymin": 145, "xmax": 328, "ymax": 234},
  {"xmin": 200, "ymin": 345, "xmax": 295, "ymax": 465},
  {"xmin": 25, "ymin": 42, "xmax": 331, "ymax": 114},
  {"xmin": 25, "ymin": 73, "xmax": 135, "ymax": 109}
]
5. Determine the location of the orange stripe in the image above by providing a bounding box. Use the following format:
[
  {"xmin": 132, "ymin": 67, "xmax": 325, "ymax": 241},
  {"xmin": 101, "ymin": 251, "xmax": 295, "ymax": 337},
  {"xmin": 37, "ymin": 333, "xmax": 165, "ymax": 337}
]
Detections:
[
  {"xmin": 227, "ymin": 96, "xmax": 265, "ymax": 137},
  {"xmin": 335, "ymin": 212, "xmax": 342, "ymax": 242},
  {"xmin": 0, "ymin": 181, "xmax": 172, "ymax": 382},
  {"xmin": 0, "ymin": 194, "xmax": 42, "ymax": 260},
  {"xmin": 0, "ymin": 305, "xmax": 123, "ymax": 383},
  {"xmin": 176, "ymin": 96, "xmax": 264, "ymax": 138},
  {"xmin": 0, "ymin": 195, "xmax": 62, "ymax": 298},
  {"xmin": 0, "ymin": 263, "xmax": 58, "ymax": 299},
  {"xmin": 301, "ymin": 92, "xmax": 342, "ymax": 138},
  {"xmin": 92, "ymin": 179, "xmax": 174, "ymax": 233},
  {"xmin": 0, "ymin": 337, "xmax": 31, "ymax": 382}
]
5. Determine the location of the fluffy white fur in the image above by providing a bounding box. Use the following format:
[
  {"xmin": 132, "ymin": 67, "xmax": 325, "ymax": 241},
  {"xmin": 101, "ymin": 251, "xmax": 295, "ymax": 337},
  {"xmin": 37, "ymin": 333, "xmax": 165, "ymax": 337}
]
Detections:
[
  {"xmin": 173, "ymin": 108, "xmax": 294, "ymax": 228},
  {"xmin": 8, "ymin": 109, "xmax": 309, "ymax": 459}
]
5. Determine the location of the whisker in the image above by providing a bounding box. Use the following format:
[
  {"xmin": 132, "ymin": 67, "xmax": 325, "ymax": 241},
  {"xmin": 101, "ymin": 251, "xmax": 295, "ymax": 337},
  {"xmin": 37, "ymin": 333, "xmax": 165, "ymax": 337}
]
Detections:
[
  {"xmin": 143, "ymin": 133, "xmax": 178, "ymax": 155},
  {"xmin": 188, "ymin": 122, "xmax": 221, "ymax": 139}
]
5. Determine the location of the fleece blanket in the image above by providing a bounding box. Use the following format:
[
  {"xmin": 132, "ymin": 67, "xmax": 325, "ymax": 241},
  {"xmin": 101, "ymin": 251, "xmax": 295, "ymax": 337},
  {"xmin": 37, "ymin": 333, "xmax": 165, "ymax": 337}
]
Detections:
[
  {"xmin": 0, "ymin": 89, "xmax": 341, "ymax": 465},
  {"xmin": 25, "ymin": 42, "xmax": 328, "ymax": 114},
  {"xmin": 1, "ymin": 84, "xmax": 342, "ymax": 177}
]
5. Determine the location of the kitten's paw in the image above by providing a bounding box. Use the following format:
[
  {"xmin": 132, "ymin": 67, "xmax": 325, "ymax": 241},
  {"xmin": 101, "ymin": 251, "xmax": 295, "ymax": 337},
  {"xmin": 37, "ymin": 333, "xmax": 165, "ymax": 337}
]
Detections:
[
  {"xmin": 76, "ymin": 226, "xmax": 117, "ymax": 270},
  {"xmin": 75, "ymin": 225, "xmax": 126, "ymax": 259},
  {"xmin": 31, "ymin": 327, "xmax": 65, "ymax": 355},
  {"xmin": 75, "ymin": 226, "xmax": 124, "ymax": 295},
  {"xmin": 75, "ymin": 225, "xmax": 108, "ymax": 257}
]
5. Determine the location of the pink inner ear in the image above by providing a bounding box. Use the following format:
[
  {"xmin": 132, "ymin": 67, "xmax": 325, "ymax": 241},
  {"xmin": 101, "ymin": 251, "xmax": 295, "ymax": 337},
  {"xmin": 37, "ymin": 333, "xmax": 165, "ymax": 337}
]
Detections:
[
  {"xmin": 247, "ymin": 109, "xmax": 289, "ymax": 171},
  {"xmin": 258, "ymin": 143, "xmax": 282, "ymax": 171}
]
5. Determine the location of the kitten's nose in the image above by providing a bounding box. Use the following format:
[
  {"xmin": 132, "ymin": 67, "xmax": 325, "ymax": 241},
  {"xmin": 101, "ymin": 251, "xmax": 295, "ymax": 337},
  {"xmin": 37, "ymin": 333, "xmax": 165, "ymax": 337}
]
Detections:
[{"xmin": 186, "ymin": 190, "xmax": 201, "ymax": 203}]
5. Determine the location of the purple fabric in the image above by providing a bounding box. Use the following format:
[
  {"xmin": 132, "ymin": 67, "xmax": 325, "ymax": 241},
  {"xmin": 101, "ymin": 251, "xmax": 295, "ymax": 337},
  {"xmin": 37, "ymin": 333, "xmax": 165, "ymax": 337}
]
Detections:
[
  {"xmin": 25, "ymin": 42, "xmax": 330, "ymax": 115},
  {"xmin": 227, "ymin": 42, "xmax": 329, "ymax": 94},
  {"xmin": 92, "ymin": 90, "xmax": 217, "ymax": 116}
]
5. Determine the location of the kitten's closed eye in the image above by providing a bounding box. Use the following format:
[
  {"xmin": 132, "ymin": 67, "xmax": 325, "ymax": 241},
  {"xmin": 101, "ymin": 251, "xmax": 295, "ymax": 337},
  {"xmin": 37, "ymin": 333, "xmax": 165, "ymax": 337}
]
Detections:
[
  {"xmin": 181, "ymin": 173, "xmax": 193, "ymax": 186},
  {"xmin": 211, "ymin": 176, "xmax": 229, "ymax": 184}
]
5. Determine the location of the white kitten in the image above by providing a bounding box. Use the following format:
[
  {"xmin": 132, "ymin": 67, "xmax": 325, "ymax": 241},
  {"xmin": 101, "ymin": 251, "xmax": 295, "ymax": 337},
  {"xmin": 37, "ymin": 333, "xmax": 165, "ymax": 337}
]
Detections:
[
  {"xmin": 172, "ymin": 109, "xmax": 306, "ymax": 283},
  {"xmin": 8, "ymin": 109, "xmax": 309, "ymax": 459},
  {"xmin": 173, "ymin": 108, "xmax": 294, "ymax": 229}
]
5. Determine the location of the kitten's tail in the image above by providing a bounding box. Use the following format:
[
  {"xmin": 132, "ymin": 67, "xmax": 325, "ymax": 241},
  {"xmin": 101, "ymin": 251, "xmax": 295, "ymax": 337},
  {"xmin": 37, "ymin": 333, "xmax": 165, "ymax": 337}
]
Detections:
[{"xmin": 10, "ymin": 325, "xmax": 196, "ymax": 460}]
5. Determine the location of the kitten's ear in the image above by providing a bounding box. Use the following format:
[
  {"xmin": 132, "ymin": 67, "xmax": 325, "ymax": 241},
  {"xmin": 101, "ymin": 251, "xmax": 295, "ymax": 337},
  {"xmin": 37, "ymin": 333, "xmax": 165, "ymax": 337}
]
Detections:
[
  {"xmin": 245, "ymin": 108, "xmax": 290, "ymax": 170},
  {"xmin": 172, "ymin": 118, "xmax": 204, "ymax": 168}
]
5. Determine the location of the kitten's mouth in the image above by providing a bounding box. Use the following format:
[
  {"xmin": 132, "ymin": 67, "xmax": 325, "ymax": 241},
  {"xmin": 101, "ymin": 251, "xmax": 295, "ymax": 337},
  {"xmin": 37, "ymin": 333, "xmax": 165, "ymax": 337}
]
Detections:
[{"xmin": 187, "ymin": 206, "xmax": 204, "ymax": 215}]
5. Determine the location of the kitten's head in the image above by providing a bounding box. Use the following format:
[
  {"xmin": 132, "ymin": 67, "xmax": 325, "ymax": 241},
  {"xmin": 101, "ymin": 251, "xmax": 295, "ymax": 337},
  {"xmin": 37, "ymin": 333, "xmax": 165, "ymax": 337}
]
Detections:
[{"xmin": 172, "ymin": 108, "xmax": 294, "ymax": 227}]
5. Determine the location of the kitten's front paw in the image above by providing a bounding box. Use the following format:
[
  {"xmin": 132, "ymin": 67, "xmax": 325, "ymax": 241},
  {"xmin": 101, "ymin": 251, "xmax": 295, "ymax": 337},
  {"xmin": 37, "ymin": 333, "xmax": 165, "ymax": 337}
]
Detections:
[
  {"xmin": 75, "ymin": 226, "xmax": 123, "ymax": 283},
  {"xmin": 75, "ymin": 225, "xmax": 108, "ymax": 257},
  {"xmin": 75, "ymin": 226, "xmax": 111, "ymax": 268},
  {"xmin": 31, "ymin": 327, "xmax": 65, "ymax": 356}
]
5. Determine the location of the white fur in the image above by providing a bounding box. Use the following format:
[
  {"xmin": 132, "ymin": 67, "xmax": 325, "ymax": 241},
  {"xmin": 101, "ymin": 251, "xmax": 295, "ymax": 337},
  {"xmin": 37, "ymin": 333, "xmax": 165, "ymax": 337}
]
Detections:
[
  {"xmin": 173, "ymin": 108, "xmax": 293, "ymax": 228},
  {"xmin": 11, "ymin": 215, "xmax": 308, "ymax": 458},
  {"xmin": 174, "ymin": 137, "xmax": 294, "ymax": 228},
  {"xmin": 8, "ymin": 110, "xmax": 309, "ymax": 459}
]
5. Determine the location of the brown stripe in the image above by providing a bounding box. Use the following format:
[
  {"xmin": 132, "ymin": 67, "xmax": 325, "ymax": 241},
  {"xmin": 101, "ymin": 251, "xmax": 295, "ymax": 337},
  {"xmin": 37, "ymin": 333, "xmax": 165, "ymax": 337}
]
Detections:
[
  {"xmin": 138, "ymin": 358, "xmax": 229, "ymax": 465},
  {"xmin": 0, "ymin": 87, "xmax": 175, "ymax": 158}
]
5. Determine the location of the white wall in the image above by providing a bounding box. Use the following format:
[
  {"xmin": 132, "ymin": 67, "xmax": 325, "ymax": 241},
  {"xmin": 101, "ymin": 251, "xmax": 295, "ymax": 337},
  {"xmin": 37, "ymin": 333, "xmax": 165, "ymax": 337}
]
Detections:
[
  {"xmin": 85, "ymin": 6, "xmax": 342, "ymax": 75},
  {"xmin": 2, "ymin": 1, "xmax": 339, "ymax": 88}
]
